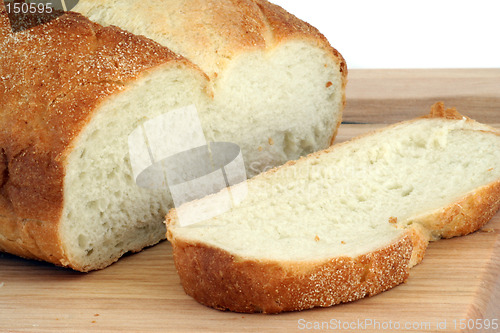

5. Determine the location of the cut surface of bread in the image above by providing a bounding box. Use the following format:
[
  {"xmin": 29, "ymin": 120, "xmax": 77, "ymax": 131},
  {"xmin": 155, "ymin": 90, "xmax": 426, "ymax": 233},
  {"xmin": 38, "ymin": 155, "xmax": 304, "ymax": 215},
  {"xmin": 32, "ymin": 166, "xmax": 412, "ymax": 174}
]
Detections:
[
  {"xmin": 0, "ymin": 1, "xmax": 346, "ymax": 271},
  {"xmin": 166, "ymin": 104, "xmax": 500, "ymax": 313},
  {"xmin": 74, "ymin": 0, "xmax": 347, "ymax": 176},
  {"xmin": 61, "ymin": 66, "xmax": 209, "ymax": 269}
]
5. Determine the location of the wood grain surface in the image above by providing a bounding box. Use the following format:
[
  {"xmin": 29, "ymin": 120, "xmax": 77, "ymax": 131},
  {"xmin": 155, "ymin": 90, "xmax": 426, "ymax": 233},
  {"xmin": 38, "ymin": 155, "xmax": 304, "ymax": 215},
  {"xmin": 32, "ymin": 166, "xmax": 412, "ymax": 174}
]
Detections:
[
  {"xmin": 344, "ymin": 68, "xmax": 500, "ymax": 124},
  {"xmin": 0, "ymin": 69, "xmax": 499, "ymax": 333}
]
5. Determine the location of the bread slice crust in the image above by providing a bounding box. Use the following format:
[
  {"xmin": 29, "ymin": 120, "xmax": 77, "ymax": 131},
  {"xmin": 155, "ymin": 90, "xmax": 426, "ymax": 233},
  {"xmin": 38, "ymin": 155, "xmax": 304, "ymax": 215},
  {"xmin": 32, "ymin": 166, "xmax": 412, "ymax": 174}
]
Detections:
[
  {"xmin": 171, "ymin": 234, "xmax": 412, "ymax": 314},
  {"xmin": 168, "ymin": 180, "xmax": 500, "ymax": 313}
]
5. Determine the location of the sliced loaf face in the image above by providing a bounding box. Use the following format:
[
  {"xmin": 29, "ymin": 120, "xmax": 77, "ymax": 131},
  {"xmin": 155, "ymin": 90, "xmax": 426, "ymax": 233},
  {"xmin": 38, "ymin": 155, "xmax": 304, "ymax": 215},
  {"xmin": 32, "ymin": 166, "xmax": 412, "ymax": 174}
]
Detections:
[
  {"xmin": 74, "ymin": 0, "xmax": 347, "ymax": 176},
  {"xmin": 61, "ymin": 65, "xmax": 210, "ymax": 270},
  {"xmin": 166, "ymin": 105, "xmax": 500, "ymax": 313}
]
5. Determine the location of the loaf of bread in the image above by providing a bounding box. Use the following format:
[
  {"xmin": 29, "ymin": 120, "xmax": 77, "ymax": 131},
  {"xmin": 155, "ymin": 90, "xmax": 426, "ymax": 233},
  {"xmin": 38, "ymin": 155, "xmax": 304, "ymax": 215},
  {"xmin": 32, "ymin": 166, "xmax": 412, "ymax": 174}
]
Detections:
[
  {"xmin": 166, "ymin": 103, "xmax": 500, "ymax": 313},
  {"xmin": 0, "ymin": 1, "xmax": 346, "ymax": 271}
]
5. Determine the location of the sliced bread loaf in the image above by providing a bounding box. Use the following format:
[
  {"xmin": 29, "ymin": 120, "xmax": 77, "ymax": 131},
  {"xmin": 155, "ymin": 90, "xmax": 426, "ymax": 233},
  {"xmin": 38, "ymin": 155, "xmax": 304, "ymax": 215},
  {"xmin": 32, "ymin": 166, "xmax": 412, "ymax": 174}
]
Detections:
[
  {"xmin": 0, "ymin": 11, "xmax": 208, "ymax": 271},
  {"xmin": 166, "ymin": 103, "xmax": 500, "ymax": 313},
  {"xmin": 0, "ymin": 1, "xmax": 346, "ymax": 271}
]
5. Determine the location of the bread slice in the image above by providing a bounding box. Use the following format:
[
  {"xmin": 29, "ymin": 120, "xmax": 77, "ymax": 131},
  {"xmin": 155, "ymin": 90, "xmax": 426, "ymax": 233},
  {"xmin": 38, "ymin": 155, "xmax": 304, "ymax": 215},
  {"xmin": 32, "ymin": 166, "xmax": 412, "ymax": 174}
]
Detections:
[
  {"xmin": 166, "ymin": 103, "xmax": 500, "ymax": 313},
  {"xmin": 0, "ymin": 1, "xmax": 345, "ymax": 271}
]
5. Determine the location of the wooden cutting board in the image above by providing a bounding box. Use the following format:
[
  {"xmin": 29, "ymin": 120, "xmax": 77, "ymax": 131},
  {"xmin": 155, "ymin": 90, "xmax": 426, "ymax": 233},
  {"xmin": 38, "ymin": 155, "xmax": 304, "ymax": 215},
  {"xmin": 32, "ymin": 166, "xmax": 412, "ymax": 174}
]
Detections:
[{"xmin": 1, "ymin": 69, "xmax": 499, "ymax": 333}]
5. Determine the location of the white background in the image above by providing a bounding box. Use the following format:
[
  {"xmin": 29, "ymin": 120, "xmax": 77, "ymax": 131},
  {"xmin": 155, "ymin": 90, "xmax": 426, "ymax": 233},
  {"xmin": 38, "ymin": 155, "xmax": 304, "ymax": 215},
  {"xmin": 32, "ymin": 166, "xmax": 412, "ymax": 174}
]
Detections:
[{"xmin": 272, "ymin": 0, "xmax": 500, "ymax": 69}]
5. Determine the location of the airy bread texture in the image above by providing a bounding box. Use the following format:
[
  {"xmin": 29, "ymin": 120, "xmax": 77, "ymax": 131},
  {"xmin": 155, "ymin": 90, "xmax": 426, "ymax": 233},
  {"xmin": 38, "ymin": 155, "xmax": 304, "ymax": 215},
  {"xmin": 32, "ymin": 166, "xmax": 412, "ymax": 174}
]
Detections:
[
  {"xmin": 0, "ymin": 1, "xmax": 346, "ymax": 271},
  {"xmin": 166, "ymin": 104, "xmax": 500, "ymax": 313},
  {"xmin": 74, "ymin": 0, "xmax": 347, "ymax": 176}
]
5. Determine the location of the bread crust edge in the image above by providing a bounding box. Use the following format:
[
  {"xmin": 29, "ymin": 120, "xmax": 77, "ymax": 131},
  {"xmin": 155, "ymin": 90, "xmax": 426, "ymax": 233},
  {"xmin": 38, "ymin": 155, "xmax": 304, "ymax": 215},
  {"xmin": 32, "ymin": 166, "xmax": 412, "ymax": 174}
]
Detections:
[{"xmin": 169, "ymin": 233, "xmax": 412, "ymax": 314}]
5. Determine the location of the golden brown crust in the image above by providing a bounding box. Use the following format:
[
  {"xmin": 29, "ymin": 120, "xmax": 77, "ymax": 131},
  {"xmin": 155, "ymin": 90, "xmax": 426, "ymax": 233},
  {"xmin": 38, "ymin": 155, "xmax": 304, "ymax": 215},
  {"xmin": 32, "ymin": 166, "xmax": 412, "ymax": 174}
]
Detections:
[
  {"xmin": 410, "ymin": 180, "xmax": 500, "ymax": 240},
  {"xmin": 0, "ymin": 11, "xmax": 191, "ymax": 268},
  {"xmin": 0, "ymin": 2, "xmax": 9, "ymax": 37},
  {"xmin": 75, "ymin": 0, "xmax": 348, "ymax": 80},
  {"xmin": 405, "ymin": 223, "xmax": 431, "ymax": 267},
  {"xmin": 170, "ymin": 234, "xmax": 412, "ymax": 314},
  {"xmin": 424, "ymin": 101, "xmax": 470, "ymax": 120},
  {"xmin": 403, "ymin": 180, "xmax": 500, "ymax": 267}
]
